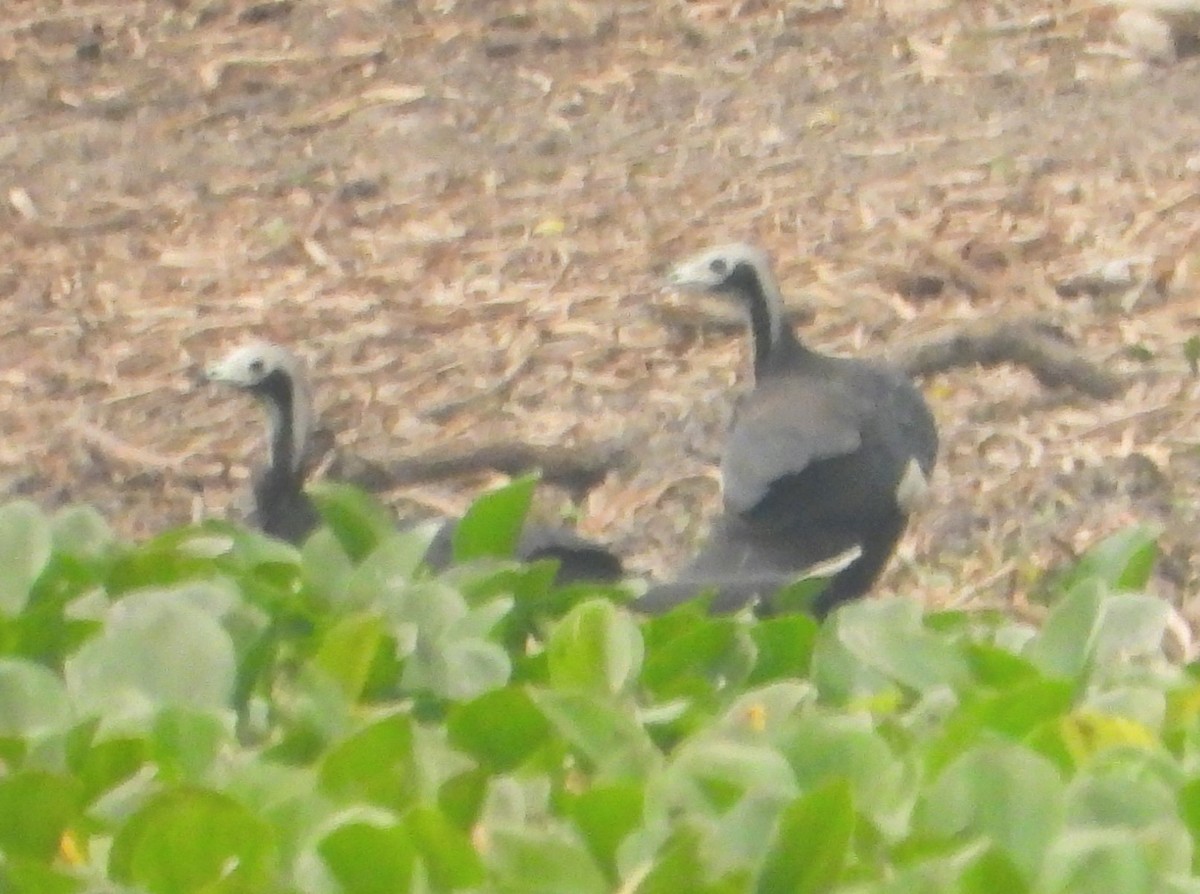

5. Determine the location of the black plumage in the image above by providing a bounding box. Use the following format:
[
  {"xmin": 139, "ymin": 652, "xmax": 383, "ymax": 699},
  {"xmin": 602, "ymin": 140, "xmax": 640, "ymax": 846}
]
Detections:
[
  {"xmin": 635, "ymin": 244, "xmax": 938, "ymax": 617},
  {"xmin": 206, "ymin": 343, "xmax": 320, "ymax": 544},
  {"xmin": 206, "ymin": 342, "xmax": 622, "ymax": 583}
]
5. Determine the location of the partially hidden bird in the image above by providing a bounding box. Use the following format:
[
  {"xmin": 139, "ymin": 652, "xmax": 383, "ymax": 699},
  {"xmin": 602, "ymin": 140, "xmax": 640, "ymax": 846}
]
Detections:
[{"xmin": 205, "ymin": 341, "xmax": 623, "ymax": 584}]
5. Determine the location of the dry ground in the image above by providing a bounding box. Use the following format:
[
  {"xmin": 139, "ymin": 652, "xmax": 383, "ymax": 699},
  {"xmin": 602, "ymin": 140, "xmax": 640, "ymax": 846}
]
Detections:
[{"xmin": 3, "ymin": 0, "xmax": 1200, "ymax": 615}]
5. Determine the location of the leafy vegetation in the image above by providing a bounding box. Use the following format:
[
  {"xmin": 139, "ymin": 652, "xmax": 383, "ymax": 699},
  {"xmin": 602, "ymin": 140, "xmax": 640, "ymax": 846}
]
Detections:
[{"xmin": 0, "ymin": 483, "xmax": 1196, "ymax": 893}]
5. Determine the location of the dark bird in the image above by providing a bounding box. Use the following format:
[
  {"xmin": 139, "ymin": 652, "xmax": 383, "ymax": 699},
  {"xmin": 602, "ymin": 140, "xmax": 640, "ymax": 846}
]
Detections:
[
  {"xmin": 635, "ymin": 243, "xmax": 938, "ymax": 617},
  {"xmin": 206, "ymin": 342, "xmax": 319, "ymax": 544},
  {"xmin": 206, "ymin": 341, "xmax": 622, "ymax": 584}
]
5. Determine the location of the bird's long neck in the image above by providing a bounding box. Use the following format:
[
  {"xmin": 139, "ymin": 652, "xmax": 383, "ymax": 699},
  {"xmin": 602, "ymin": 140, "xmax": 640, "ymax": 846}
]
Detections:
[
  {"xmin": 254, "ymin": 369, "xmax": 308, "ymax": 488},
  {"xmin": 723, "ymin": 260, "xmax": 797, "ymax": 377}
]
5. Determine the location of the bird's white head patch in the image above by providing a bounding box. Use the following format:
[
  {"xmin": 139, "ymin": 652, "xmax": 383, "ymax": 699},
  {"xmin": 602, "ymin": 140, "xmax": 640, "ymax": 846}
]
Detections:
[
  {"xmin": 667, "ymin": 243, "xmax": 773, "ymax": 291},
  {"xmin": 206, "ymin": 341, "xmax": 314, "ymax": 475},
  {"xmin": 206, "ymin": 341, "xmax": 301, "ymax": 389}
]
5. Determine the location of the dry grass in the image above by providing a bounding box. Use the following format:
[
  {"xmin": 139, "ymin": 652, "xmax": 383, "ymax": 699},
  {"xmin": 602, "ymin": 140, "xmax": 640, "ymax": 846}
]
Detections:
[{"xmin": 3, "ymin": 0, "xmax": 1200, "ymax": 614}]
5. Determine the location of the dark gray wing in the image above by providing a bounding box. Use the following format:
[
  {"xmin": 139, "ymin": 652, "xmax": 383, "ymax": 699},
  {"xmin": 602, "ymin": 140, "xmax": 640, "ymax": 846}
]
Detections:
[
  {"xmin": 721, "ymin": 376, "xmax": 866, "ymax": 516},
  {"xmin": 516, "ymin": 524, "xmax": 624, "ymax": 584},
  {"xmin": 420, "ymin": 518, "xmax": 623, "ymax": 585}
]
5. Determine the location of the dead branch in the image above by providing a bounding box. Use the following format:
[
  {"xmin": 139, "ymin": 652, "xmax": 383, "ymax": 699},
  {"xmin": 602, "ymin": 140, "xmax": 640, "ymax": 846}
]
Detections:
[
  {"xmin": 325, "ymin": 439, "xmax": 631, "ymax": 501},
  {"xmin": 888, "ymin": 318, "xmax": 1126, "ymax": 400}
]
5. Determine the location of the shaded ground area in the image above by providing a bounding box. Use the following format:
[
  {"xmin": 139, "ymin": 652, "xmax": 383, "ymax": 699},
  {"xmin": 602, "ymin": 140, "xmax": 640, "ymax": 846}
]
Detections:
[{"xmin": 3, "ymin": 0, "xmax": 1200, "ymax": 615}]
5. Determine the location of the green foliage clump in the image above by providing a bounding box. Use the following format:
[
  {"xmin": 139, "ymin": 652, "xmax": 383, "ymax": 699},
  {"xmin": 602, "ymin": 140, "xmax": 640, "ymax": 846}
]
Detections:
[{"xmin": 0, "ymin": 484, "xmax": 1196, "ymax": 894}]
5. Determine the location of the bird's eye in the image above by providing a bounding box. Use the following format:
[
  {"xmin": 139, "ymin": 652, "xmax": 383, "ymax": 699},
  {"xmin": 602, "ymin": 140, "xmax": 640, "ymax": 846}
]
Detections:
[
  {"xmin": 709, "ymin": 258, "xmax": 728, "ymax": 276},
  {"xmin": 249, "ymin": 359, "xmax": 265, "ymax": 375}
]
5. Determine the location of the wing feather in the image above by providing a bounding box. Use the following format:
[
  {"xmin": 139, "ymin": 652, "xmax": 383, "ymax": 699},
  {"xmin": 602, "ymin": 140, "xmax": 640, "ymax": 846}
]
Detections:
[{"xmin": 721, "ymin": 376, "xmax": 867, "ymax": 514}]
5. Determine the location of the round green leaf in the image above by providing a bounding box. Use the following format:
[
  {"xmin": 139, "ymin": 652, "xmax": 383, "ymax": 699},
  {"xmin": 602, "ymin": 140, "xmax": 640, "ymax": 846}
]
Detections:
[
  {"xmin": 316, "ymin": 814, "xmax": 415, "ymax": 894},
  {"xmin": 566, "ymin": 782, "xmax": 644, "ymax": 880},
  {"xmin": 406, "ymin": 806, "xmax": 486, "ymax": 889},
  {"xmin": 308, "ymin": 482, "xmax": 398, "ymax": 562},
  {"xmin": 313, "ymin": 612, "xmax": 387, "ymax": 701},
  {"xmin": 50, "ymin": 504, "xmax": 113, "ymax": 559},
  {"xmin": 833, "ymin": 598, "xmax": 970, "ymax": 693},
  {"xmin": 920, "ymin": 743, "xmax": 1065, "ymax": 880},
  {"xmin": 0, "ymin": 658, "xmax": 72, "ymax": 738},
  {"xmin": 447, "ymin": 687, "xmax": 552, "ymax": 772},
  {"xmin": 756, "ymin": 779, "xmax": 854, "ymax": 894},
  {"xmin": 110, "ymin": 787, "xmax": 275, "ymax": 894},
  {"xmin": 548, "ymin": 600, "xmax": 643, "ymax": 696},
  {"xmin": 527, "ymin": 688, "xmax": 659, "ymax": 777},
  {"xmin": 451, "ymin": 475, "xmax": 536, "ymax": 563},
  {"xmin": 319, "ymin": 712, "xmax": 416, "ymax": 809},
  {"xmin": 64, "ymin": 592, "xmax": 236, "ymax": 722},
  {"xmin": 0, "ymin": 500, "xmax": 52, "ymax": 615},
  {"xmin": 0, "ymin": 771, "xmax": 82, "ymax": 859},
  {"xmin": 487, "ymin": 827, "xmax": 608, "ymax": 894}
]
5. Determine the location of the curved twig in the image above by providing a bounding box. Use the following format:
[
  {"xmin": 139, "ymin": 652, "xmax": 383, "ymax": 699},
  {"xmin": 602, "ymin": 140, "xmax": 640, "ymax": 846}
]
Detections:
[{"xmin": 888, "ymin": 318, "xmax": 1126, "ymax": 400}]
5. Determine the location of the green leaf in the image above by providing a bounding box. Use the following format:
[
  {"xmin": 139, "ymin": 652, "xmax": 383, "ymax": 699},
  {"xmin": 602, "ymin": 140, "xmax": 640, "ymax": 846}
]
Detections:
[
  {"xmin": 403, "ymin": 631, "xmax": 512, "ymax": 701},
  {"xmin": 0, "ymin": 658, "xmax": 72, "ymax": 738},
  {"xmin": 776, "ymin": 712, "xmax": 909, "ymax": 836},
  {"xmin": 1040, "ymin": 829, "xmax": 1159, "ymax": 894},
  {"xmin": 345, "ymin": 523, "xmax": 444, "ymax": 614},
  {"xmin": 452, "ymin": 475, "xmax": 537, "ymax": 563},
  {"xmin": 343, "ymin": 527, "xmax": 439, "ymax": 611},
  {"xmin": 447, "ymin": 687, "xmax": 551, "ymax": 772},
  {"xmin": 64, "ymin": 589, "xmax": 236, "ymax": 723},
  {"xmin": 547, "ymin": 600, "xmax": 643, "ymax": 696},
  {"xmin": 756, "ymin": 778, "xmax": 853, "ymax": 894},
  {"xmin": 928, "ymin": 679, "xmax": 1074, "ymax": 773},
  {"xmin": 1027, "ymin": 586, "xmax": 1171, "ymax": 682},
  {"xmin": 1026, "ymin": 581, "xmax": 1105, "ymax": 681},
  {"xmin": 308, "ymin": 482, "xmax": 398, "ymax": 562},
  {"xmin": 1054, "ymin": 526, "xmax": 1160, "ymax": 595},
  {"xmin": 0, "ymin": 500, "xmax": 52, "ymax": 615},
  {"xmin": 316, "ymin": 814, "xmax": 415, "ymax": 894},
  {"xmin": 770, "ymin": 574, "xmax": 835, "ymax": 615},
  {"xmin": 440, "ymin": 768, "xmax": 489, "ymax": 830},
  {"xmin": 50, "ymin": 504, "xmax": 113, "ymax": 560},
  {"xmin": 748, "ymin": 616, "xmax": 819, "ymax": 685},
  {"xmin": 636, "ymin": 827, "xmax": 707, "ymax": 894},
  {"xmin": 0, "ymin": 858, "xmax": 84, "ymax": 894},
  {"xmin": 1179, "ymin": 777, "xmax": 1200, "ymax": 849},
  {"xmin": 65, "ymin": 726, "xmax": 148, "ymax": 805},
  {"xmin": 0, "ymin": 771, "xmax": 82, "ymax": 859},
  {"xmin": 486, "ymin": 827, "xmax": 609, "ymax": 894},
  {"xmin": 406, "ymin": 805, "xmax": 486, "ymax": 889},
  {"xmin": 566, "ymin": 782, "xmax": 644, "ymax": 880},
  {"xmin": 102, "ymin": 526, "xmax": 237, "ymax": 594},
  {"xmin": 152, "ymin": 708, "xmax": 229, "ymax": 782},
  {"xmin": 300, "ymin": 527, "xmax": 355, "ymax": 602},
  {"xmin": 527, "ymin": 688, "xmax": 659, "ymax": 777},
  {"xmin": 642, "ymin": 615, "xmax": 754, "ymax": 697},
  {"xmin": 319, "ymin": 712, "xmax": 416, "ymax": 809},
  {"xmin": 964, "ymin": 643, "xmax": 1041, "ymax": 687},
  {"xmin": 313, "ymin": 612, "xmax": 386, "ymax": 701},
  {"xmin": 960, "ymin": 847, "xmax": 1028, "ymax": 894},
  {"xmin": 919, "ymin": 743, "xmax": 1065, "ymax": 879},
  {"xmin": 110, "ymin": 787, "xmax": 276, "ymax": 894},
  {"xmin": 665, "ymin": 738, "xmax": 797, "ymax": 815},
  {"xmin": 833, "ymin": 598, "xmax": 970, "ymax": 692},
  {"xmin": 1054, "ymin": 712, "xmax": 1159, "ymax": 767}
]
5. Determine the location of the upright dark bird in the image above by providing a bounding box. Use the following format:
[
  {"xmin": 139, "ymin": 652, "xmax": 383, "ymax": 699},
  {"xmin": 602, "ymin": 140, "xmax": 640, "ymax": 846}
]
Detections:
[
  {"xmin": 206, "ymin": 341, "xmax": 622, "ymax": 584},
  {"xmin": 206, "ymin": 342, "xmax": 320, "ymax": 544},
  {"xmin": 636, "ymin": 244, "xmax": 938, "ymax": 617}
]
